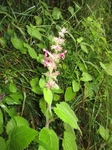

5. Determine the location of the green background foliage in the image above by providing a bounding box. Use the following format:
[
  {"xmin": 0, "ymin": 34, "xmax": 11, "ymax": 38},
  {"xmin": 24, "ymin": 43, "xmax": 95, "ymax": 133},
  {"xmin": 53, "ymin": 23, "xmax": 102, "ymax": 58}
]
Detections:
[{"xmin": 0, "ymin": 0, "xmax": 112, "ymax": 149}]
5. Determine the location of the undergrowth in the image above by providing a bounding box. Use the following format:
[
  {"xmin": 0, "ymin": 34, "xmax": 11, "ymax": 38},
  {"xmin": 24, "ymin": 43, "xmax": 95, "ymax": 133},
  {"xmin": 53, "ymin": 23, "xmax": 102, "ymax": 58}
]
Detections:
[{"xmin": 0, "ymin": 0, "xmax": 112, "ymax": 150}]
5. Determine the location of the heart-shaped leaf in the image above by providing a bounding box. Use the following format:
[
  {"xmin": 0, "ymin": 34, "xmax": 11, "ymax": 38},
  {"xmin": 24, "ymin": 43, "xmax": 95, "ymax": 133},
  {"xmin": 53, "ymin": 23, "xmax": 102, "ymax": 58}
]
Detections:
[
  {"xmin": 80, "ymin": 72, "xmax": 92, "ymax": 82},
  {"xmin": 65, "ymin": 87, "xmax": 76, "ymax": 101}
]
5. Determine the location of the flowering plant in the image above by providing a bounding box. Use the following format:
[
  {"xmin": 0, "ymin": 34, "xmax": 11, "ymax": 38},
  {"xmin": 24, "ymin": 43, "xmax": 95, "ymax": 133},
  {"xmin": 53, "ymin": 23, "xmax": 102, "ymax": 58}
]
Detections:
[{"xmin": 42, "ymin": 27, "xmax": 67, "ymax": 90}]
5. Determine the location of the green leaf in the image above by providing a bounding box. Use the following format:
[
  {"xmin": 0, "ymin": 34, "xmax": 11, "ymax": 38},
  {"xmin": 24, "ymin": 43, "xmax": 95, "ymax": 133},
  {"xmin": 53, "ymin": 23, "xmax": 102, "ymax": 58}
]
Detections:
[
  {"xmin": 26, "ymin": 25, "xmax": 42, "ymax": 40},
  {"xmin": 77, "ymin": 37, "xmax": 83, "ymax": 43},
  {"xmin": 39, "ymin": 97, "xmax": 46, "ymax": 116},
  {"xmin": 9, "ymin": 82, "xmax": 17, "ymax": 93},
  {"xmin": 0, "ymin": 110, "xmax": 3, "ymax": 134},
  {"xmin": 62, "ymin": 124, "xmax": 77, "ymax": 150},
  {"xmin": 68, "ymin": 6, "xmax": 74, "ymax": 16},
  {"xmin": 80, "ymin": 43, "xmax": 88, "ymax": 53},
  {"xmin": 53, "ymin": 88, "xmax": 64, "ymax": 94},
  {"xmin": 34, "ymin": 16, "xmax": 42, "ymax": 25},
  {"xmin": 43, "ymin": 88, "xmax": 53, "ymax": 105},
  {"xmin": 84, "ymin": 82, "xmax": 94, "ymax": 98},
  {"xmin": 100, "ymin": 62, "xmax": 106, "ymax": 70},
  {"xmin": 72, "ymin": 80, "xmax": 80, "ymax": 92},
  {"xmin": 65, "ymin": 87, "xmax": 76, "ymax": 101},
  {"xmin": 100, "ymin": 62, "xmax": 112, "ymax": 76},
  {"xmin": 4, "ymin": 96, "xmax": 20, "ymax": 105},
  {"xmin": 6, "ymin": 116, "xmax": 29, "ymax": 135},
  {"xmin": 0, "ymin": 104, "xmax": 14, "ymax": 117},
  {"xmin": 36, "ymin": 43, "xmax": 45, "ymax": 49},
  {"xmin": 53, "ymin": 94, "xmax": 60, "ymax": 101},
  {"xmin": 0, "ymin": 137, "xmax": 6, "ymax": 150},
  {"xmin": 98, "ymin": 125, "xmax": 109, "ymax": 141},
  {"xmin": 53, "ymin": 102, "xmax": 80, "ymax": 131},
  {"xmin": 39, "ymin": 127, "xmax": 59, "ymax": 150},
  {"xmin": 4, "ymin": 92, "xmax": 22, "ymax": 105},
  {"xmin": 30, "ymin": 77, "xmax": 42, "ymax": 94},
  {"xmin": 36, "ymin": 54, "xmax": 44, "ymax": 64},
  {"xmin": 7, "ymin": 126, "xmax": 38, "ymax": 150},
  {"xmin": 74, "ymin": 2, "xmax": 81, "ymax": 11},
  {"xmin": 0, "ymin": 37, "xmax": 6, "ymax": 48},
  {"xmin": 11, "ymin": 37, "xmax": 27, "ymax": 54},
  {"xmin": 39, "ymin": 77, "xmax": 46, "ymax": 89},
  {"xmin": 52, "ymin": 7, "xmax": 62, "ymax": 20},
  {"xmin": 77, "ymin": 62, "xmax": 87, "ymax": 72},
  {"xmin": 80, "ymin": 72, "xmax": 92, "ymax": 82},
  {"xmin": 36, "ymin": 139, "xmax": 50, "ymax": 150},
  {"xmin": 40, "ymin": 1, "xmax": 49, "ymax": 10},
  {"xmin": 24, "ymin": 43, "xmax": 37, "ymax": 59}
]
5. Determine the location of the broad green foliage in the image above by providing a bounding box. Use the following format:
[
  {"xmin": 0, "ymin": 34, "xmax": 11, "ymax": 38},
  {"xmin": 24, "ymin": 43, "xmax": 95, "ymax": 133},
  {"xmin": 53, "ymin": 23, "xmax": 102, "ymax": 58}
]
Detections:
[
  {"xmin": 0, "ymin": 104, "xmax": 15, "ymax": 118},
  {"xmin": 53, "ymin": 93, "xmax": 60, "ymax": 101},
  {"xmin": 80, "ymin": 72, "xmax": 92, "ymax": 82},
  {"xmin": 43, "ymin": 88, "xmax": 53, "ymax": 105},
  {"xmin": 39, "ymin": 97, "xmax": 46, "ymax": 116},
  {"xmin": 9, "ymin": 82, "xmax": 17, "ymax": 93},
  {"xmin": 0, "ymin": 37, "xmax": 6, "ymax": 48},
  {"xmin": 39, "ymin": 77, "xmax": 46, "ymax": 89},
  {"xmin": 100, "ymin": 62, "xmax": 112, "ymax": 76},
  {"xmin": 34, "ymin": 16, "xmax": 42, "ymax": 26},
  {"xmin": 98, "ymin": 125, "xmax": 109, "ymax": 141},
  {"xmin": 0, "ymin": 137, "xmax": 6, "ymax": 150},
  {"xmin": 11, "ymin": 37, "xmax": 27, "ymax": 54},
  {"xmin": 6, "ymin": 126, "xmax": 38, "ymax": 150},
  {"xmin": 52, "ymin": 7, "xmax": 62, "ymax": 20},
  {"xmin": 4, "ymin": 92, "xmax": 22, "ymax": 105},
  {"xmin": 24, "ymin": 43, "xmax": 38, "ymax": 59},
  {"xmin": 68, "ymin": 6, "xmax": 75, "ymax": 16},
  {"xmin": 6, "ymin": 116, "xmax": 29, "ymax": 134},
  {"xmin": 64, "ymin": 87, "xmax": 76, "ymax": 101},
  {"xmin": 38, "ymin": 127, "xmax": 59, "ymax": 150},
  {"xmin": 30, "ymin": 77, "xmax": 42, "ymax": 94},
  {"xmin": 54, "ymin": 102, "xmax": 80, "ymax": 131},
  {"xmin": 62, "ymin": 124, "xmax": 77, "ymax": 150},
  {"xmin": 72, "ymin": 80, "xmax": 80, "ymax": 92},
  {"xmin": 26, "ymin": 25, "xmax": 42, "ymax": 41}
]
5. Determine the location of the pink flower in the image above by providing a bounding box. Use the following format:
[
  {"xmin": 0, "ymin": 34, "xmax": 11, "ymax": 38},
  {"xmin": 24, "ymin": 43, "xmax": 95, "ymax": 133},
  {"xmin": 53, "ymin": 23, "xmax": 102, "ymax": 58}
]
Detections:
[
  {"xmin": 52, "ymin": 53, "xmax": 60, "ymax": 62},
  {"xmin": 43, "ymin": 59, "xmax": 57, "ymax": 70},
  {"xmin": 53, "ymin": 37, "xmax": 65, "ymax": 45},
  {"xmin": 45, "ymin": 79, "xmax": 58, "ymax": 89},
  {"xmin": 59, "ymin": 28, "xmax": 67, "ymax": 37},
  {"xmin": 60, "ymin": 50, "xmax": 67, "ymax": 60},
  {"xmin": 43, "ymin": 49, "xmax": 60, "ymax": 62},
  {"xmin": 45, "ymin": 71, "xmax": 59, "ymax": 79},
  {"xmin": 51, "ymin": 44, "xmax": 62, "ymax": 51},
  {"xmin": 43, "ymin": 49, "xmax": 53, "ymax": 58},
  {"xmin": 61, "ymin": 27, "xmax": 67, "ymax": 33}
]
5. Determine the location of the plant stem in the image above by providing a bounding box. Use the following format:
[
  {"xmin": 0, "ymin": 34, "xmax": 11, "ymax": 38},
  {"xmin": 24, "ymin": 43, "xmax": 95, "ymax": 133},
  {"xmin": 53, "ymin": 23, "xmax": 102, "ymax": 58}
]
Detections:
[{"xmin": 45, "ymin": 103, "xmax": 52, "ymax": 128}]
